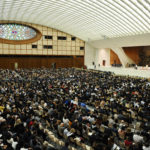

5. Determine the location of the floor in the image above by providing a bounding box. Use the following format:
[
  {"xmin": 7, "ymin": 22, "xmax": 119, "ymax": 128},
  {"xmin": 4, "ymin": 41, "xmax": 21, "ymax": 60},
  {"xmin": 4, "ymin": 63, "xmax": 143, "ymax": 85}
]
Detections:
[{"xmin": 87, "ymin": 66, "xmax": 150, "ymax": 78}]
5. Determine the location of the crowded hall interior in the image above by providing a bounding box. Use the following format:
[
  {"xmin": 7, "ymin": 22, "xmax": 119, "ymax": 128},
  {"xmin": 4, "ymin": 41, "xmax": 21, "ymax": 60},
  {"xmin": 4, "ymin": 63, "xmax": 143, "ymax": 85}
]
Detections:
[{"xmin": 0, "ymin": 0, "xmax": 150, "ymax": 150}]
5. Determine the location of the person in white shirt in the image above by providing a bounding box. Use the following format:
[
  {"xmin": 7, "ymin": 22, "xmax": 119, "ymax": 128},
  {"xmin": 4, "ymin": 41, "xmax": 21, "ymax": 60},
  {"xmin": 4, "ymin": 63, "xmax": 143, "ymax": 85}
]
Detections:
[
  {"xmin": 63, "ymin": 116, "xmax": 69, "ymax": 126},
  {"xmin": 63, "ymin": 127, "xmax": 73, "ymax": 137},
  {"xmin": 143, "ymin": 145, "xmax": 150, "ymax": 150},
  {"xmin": 111, "ymin": 143, "xmax": 120, "ymax": 150},
  {"xmin": 133, "ymin": 133, "xmax": 144, "ymax": 143},
  {"xmin": 108, "ymin": 116, "xmax": 115, "ymax": 125}
]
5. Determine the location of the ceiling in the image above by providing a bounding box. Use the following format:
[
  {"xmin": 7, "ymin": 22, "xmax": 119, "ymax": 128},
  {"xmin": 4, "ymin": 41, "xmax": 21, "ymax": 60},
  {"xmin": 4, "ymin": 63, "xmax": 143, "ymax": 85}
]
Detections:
[{"xmin": 0, "ymin": 0, "xmax": 150, "ymax": 41}]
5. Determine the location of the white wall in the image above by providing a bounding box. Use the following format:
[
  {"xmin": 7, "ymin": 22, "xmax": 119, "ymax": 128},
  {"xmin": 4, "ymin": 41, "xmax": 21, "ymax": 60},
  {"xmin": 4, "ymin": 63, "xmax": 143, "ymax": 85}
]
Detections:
[
  {"xmin": 85, "ymin": 43, "xmax": 111, "ymax": 68},
  {"xmin": 85, "ymin": 42, "xmax": 96, "ymax": 68},
  {"xmin": 95, "ymin": 48, "xmax": 110, "ymax": 67},
  {"xmin": 85, "ymin": 44, "xmax": 135, "ymax": 68},
  {"xmin": 88, "ymin": 33, "xmax": 150, "ymax": 48}
]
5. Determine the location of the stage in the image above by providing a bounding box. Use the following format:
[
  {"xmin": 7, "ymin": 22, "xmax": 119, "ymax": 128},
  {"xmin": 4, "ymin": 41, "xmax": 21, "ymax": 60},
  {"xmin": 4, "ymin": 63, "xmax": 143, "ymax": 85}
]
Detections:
[{"xmin": 87, "ymin": 66, "xmax": 150, "ymax": 78}]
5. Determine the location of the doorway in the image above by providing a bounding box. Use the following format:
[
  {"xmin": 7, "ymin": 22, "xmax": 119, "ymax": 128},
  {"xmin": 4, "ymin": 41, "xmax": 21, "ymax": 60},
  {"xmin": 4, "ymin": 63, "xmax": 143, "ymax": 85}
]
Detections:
[
  {"xmin": 14, "ymin": 62, "xmax": 18, "ymax": 69},
  {"xmin": 102, "ymin": 60, "xmax": 106, "ymax": 66}
]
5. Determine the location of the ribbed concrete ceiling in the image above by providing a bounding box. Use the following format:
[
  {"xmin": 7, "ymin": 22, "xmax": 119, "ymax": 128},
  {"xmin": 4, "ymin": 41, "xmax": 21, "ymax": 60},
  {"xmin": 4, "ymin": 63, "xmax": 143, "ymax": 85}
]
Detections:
[{"xmin": 0, "ymin": 0, "xmax": 150, "ymax": 41}]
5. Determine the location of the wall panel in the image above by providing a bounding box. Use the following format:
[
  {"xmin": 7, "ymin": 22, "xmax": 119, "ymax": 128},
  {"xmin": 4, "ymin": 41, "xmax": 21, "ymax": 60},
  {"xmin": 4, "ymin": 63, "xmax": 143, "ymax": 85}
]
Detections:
[
  {"xmin": 123, "ymin": 47, "xmax": 142, "ymax": 64},
  {"xmin": 110, "ymin": 50, "xmax": 121, "ymax": 65},
  {"xmin": 0, "ymin": 55, "xmax": 84, "ymax": 69}
]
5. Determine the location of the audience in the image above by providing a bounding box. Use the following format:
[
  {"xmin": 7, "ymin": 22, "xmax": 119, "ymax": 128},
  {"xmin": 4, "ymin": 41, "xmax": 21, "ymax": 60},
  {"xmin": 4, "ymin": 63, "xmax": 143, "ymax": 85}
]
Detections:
[{"xmin": 0, "ymin": 68, "xmax": 150, "ymax": 150}]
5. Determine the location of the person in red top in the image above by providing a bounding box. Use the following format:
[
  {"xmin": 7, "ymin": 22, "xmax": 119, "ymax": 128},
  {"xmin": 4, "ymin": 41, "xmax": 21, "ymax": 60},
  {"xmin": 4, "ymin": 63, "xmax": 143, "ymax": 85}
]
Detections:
[
  {"xmin": 124, "ymin": 136, "xmax": 132, "ymax": 148},
  {"xmin": 29, "ymin": 120, "xmax": 35, "ymax": 127}
]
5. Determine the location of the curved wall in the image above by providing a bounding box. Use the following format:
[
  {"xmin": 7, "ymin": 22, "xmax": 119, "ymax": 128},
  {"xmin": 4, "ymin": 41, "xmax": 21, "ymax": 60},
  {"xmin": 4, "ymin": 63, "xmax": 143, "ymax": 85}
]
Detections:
[
  {"xmin": 124, "ymin": 47, "xmax": 142, "ymax": 64},
  {"xmin": 110, "ymin": 47, "xmax": 142, "ymax": 66},
  {"xmin": 0, "ymin": 21, "xmax": 85, "ymax": 56},
  {"xmin": 110, "ymin": 50, "xmax": 121, "ymax": 65}
]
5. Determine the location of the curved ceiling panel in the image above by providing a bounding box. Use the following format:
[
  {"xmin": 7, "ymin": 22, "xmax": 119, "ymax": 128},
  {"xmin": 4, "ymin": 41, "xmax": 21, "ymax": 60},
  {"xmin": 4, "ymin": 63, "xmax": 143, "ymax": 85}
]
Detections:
[{"xmin": 0, "ymin": 0, "xmax": 150, "ymax": 41}]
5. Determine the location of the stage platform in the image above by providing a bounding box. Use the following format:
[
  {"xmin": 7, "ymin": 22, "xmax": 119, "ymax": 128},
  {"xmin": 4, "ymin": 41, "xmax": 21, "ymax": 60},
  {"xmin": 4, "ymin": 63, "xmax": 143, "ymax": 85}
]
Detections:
[{"xmin": 87, "ymin": 66, "xmax": 150, "ymax": 78}]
